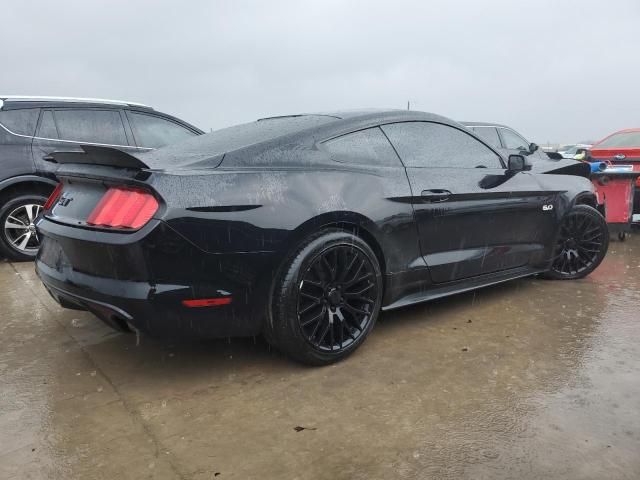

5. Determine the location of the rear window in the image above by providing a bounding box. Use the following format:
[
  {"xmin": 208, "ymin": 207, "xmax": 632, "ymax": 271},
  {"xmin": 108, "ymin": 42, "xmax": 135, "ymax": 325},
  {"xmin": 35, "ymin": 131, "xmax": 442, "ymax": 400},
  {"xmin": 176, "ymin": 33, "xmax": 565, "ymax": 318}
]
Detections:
[
  {"xmin": 597, "ymin": 131, "xmax": 640, "ymax": 148},
  {"xmin": 139, "ymin": 115, "xmax": 337, "ymax": 169},
  {"xmin": 0, "ymin": 108, "xmax": 40, "ymax": 136},
  {"xmin": 323, "ymin": 127, "xmax": 401, "ymax": 167}
]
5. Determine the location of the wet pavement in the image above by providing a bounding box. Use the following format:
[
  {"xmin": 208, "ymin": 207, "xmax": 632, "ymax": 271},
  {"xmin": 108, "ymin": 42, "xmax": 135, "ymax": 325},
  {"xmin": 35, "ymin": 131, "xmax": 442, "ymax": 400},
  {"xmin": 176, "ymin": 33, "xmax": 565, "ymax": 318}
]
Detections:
[{"xmin": 1, "ymin": 236, "xmax": 639, "ymax": 480}]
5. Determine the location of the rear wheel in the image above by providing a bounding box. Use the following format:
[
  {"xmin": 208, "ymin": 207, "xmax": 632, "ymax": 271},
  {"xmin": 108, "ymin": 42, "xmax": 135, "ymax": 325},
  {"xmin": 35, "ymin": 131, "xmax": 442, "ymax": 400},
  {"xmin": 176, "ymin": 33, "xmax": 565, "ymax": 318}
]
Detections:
[
  {"xmin": 0, "ymin": 194, "xmax": 48, "ymax": 261},
  {"xmin": 268, "ymin": 230, "xmax": 383, "ymax": 365},
  {"xmin": 542, "ymin": 205, "xmax": 609, "ymax": 280}
]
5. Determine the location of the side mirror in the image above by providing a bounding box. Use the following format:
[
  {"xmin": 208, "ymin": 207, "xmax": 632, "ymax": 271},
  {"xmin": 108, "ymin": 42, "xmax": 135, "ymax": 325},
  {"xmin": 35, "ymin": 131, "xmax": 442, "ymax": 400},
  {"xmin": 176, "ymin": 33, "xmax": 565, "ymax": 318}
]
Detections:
[
  {"xmin": 507, "ymin": 154, "xmax": 531, "ymax": 174},
  {"xmin": 529, "ymin": 142, "xmax": 539, "ymax": 154}
]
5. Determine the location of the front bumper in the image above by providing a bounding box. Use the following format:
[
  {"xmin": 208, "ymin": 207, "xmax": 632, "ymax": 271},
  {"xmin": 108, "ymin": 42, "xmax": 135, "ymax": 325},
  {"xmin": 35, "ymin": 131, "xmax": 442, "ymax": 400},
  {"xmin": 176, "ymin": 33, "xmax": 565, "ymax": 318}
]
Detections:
[{"xmin": 35, "ymin": 217, "xmax": 277, "ymax": 338}]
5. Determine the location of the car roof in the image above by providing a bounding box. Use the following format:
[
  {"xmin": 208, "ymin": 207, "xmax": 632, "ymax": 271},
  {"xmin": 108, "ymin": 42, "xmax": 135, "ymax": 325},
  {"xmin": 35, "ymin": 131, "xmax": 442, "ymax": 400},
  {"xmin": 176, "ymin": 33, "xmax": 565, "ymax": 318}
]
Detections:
[
  {"xmin": 137, "ymin": 109, "xmax": 463, "ymax": 170},
  {"xmin": 0, "ymin": 95, "xmax": 152, "ymax": 110},
  {"xmin": 258, "ymin": 109, "xmax": 435, "ymax": 121},
  {"xmin": 461, "ymin": 121, "xmax": 510, "ymax": 128}
]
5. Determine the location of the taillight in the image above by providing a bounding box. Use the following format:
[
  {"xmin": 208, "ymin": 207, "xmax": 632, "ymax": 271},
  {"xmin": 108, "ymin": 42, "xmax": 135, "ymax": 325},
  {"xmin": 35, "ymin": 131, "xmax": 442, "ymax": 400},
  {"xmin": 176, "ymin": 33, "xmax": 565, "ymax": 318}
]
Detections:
[
  {"xmin": 87, "ymin": 187, "xmax": 158, "ymax": 230},
  {"xmin": 43, "ymin": 183, "xmax": 63, "ymax": 210}
]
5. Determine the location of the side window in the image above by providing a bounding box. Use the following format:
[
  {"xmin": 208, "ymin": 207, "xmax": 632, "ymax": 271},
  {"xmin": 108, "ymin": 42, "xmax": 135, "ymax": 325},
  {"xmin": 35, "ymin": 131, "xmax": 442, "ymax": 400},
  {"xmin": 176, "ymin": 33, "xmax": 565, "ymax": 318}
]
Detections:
[
  {"xmin": 500, "ymin": 128, "xmax": 530, "ymax": 150},
  {"xmin": 0, "ymin": 109, "xmax": 40, "ymax": 136},
  {"xmin": 382, "ymin": 122, "xmax": 503, "ymax": 169},
  {"xmin": 37, "ymin": 110, "xmax": 58, "ymax": 139},
  {"xmin": 54, "ymin": 109, "xmax": 128, "ymax": 145},
  {"xmin": 322, "ymin": 127, "xmax": 401, "ymax": 167},
  {"xmin": 472, "ymin": 127, "xmax": 501, "ymax": 149},
  {"xmin": 128, "ymin": 112, "xmax": 197, "ymax": 148}
]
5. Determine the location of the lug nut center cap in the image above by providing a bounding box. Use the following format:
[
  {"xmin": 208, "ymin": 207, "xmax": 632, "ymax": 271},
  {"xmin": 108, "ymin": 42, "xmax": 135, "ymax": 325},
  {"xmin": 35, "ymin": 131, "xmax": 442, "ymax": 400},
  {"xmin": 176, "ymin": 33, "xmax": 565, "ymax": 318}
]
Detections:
[{"xmin": 327, "ymin": 288, "xmax": 342, "ymax": 306}]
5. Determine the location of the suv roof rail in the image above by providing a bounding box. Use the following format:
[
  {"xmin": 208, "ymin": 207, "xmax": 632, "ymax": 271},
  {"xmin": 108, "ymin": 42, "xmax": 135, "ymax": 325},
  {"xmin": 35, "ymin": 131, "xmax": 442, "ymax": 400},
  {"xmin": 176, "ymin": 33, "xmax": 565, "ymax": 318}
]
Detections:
[{"xmin": 0, "ymin": 95, "xmax": 152, "ymax": 109}]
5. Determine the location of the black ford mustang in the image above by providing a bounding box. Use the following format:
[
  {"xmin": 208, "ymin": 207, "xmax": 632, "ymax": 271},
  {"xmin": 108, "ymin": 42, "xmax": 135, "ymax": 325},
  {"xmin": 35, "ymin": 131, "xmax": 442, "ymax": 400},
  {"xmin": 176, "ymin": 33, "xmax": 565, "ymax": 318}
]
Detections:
[{"xmin": 35, "ymin": 110, "xmax": 609, "ymax": 364}]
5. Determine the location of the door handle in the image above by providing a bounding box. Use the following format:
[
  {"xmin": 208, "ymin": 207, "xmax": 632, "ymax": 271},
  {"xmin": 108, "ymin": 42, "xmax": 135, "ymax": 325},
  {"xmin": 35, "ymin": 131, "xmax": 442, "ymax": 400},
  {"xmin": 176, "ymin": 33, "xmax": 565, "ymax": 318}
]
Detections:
[{"xmin": 421, "ymin": 189, "xmax": 451, "ymax": 202}]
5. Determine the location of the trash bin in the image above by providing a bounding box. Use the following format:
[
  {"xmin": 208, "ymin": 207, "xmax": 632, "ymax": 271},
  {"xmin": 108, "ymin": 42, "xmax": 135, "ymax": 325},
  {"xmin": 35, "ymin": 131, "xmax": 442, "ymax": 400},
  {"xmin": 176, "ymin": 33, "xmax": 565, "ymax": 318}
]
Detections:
[
  {"xmin": 606, "ymin": 158, "xmax": 640, "ymax": 223},
  {"xmin": 590, "ymin": 166, "xmax": 640, "ymax": 240}
]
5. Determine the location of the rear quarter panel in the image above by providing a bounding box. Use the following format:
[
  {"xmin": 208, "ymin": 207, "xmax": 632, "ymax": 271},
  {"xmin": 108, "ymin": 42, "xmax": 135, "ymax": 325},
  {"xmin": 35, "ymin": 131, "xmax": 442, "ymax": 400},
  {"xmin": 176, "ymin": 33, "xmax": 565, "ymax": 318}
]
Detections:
[{"xmin": 149, "ymin": 165, "xmax": 419, "ymax": 276}]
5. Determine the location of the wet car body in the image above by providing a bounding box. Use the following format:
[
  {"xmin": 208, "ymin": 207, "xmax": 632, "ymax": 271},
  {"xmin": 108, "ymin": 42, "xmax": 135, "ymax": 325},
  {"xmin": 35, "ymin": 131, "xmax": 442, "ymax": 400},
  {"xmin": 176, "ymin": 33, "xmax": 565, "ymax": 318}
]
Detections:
[{"xmin": 35, "ymin": 110, "xmax": 600, "ymax": 360}]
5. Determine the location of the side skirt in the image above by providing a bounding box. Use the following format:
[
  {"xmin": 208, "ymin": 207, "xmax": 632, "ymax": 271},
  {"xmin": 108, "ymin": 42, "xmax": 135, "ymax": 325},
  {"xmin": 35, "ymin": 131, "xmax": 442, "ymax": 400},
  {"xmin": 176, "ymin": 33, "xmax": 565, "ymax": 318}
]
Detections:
[{"xmin": 382, "ymin": 266, "xmax": 546, "ymax": 311}]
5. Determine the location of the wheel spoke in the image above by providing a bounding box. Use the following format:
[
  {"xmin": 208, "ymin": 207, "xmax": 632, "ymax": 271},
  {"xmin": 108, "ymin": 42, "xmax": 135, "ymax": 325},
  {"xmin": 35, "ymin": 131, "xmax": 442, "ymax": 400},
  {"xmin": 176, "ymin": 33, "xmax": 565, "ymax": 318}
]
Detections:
[
  {"xmin": 344, "ymin": 302, "xmax": 370, "ymax": 316},
  {"xmin": 301, "ymin": 306, "xmax": 326, "ymax": 327},
  {"xmin": 5, "ymin": 217, "xmax": 29, "ymax": 230},
  {"xmin": 13, "ymin": 231, "xmax": 32, "ymax": 250},
  {"xmin": 24, "ymin": 205, "xmax": 36, "ymax": 222}
]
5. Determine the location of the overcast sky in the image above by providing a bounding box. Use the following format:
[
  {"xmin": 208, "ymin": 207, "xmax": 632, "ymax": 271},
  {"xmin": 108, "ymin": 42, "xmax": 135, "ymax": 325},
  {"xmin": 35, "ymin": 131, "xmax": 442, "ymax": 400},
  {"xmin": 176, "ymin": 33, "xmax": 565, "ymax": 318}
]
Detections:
[{"xmin": 2, "ymin": 0, "xmax": 639, "ymax": 144}]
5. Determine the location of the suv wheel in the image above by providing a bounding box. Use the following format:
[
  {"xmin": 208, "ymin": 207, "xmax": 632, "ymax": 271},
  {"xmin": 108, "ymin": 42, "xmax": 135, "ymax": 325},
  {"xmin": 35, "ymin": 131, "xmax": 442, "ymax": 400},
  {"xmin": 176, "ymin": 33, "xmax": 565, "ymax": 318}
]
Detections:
[{"xmin": 0, "ymin": 194, "xmax": 48, "ymax": 261}]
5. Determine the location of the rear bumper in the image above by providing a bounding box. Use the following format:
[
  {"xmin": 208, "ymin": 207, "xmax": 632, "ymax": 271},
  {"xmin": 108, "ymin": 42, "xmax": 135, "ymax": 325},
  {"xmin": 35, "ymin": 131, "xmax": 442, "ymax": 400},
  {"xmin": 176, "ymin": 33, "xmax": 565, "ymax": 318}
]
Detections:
[{"xmin": 35, "ymin": 217, "xmax": 278, "ymax": 338}]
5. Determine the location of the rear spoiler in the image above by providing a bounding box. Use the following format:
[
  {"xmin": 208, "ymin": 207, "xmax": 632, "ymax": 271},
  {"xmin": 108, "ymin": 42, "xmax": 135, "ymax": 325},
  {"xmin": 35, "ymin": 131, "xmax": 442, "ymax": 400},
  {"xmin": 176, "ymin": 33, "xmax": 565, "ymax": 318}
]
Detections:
[{"xmin": 45, "ymin": 145, "xmax": 149, "ymax": 169}]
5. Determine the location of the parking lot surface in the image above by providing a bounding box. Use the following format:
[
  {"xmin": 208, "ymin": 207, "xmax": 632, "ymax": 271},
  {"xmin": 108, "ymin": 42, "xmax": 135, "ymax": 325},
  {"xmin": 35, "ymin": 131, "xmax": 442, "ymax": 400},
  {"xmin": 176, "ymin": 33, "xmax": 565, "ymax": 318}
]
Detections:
[{"xmin": 1, "ymin": 236, "xmax": 639, "ymax": 480}]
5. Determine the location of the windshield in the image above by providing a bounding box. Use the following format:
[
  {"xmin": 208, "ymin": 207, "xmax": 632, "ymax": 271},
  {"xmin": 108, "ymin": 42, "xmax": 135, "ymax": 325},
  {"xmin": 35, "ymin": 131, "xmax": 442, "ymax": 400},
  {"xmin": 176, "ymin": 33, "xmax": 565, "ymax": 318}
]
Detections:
[{"xmin": 597, "ymin": 131, "xmax": 640, "ymax": 148}]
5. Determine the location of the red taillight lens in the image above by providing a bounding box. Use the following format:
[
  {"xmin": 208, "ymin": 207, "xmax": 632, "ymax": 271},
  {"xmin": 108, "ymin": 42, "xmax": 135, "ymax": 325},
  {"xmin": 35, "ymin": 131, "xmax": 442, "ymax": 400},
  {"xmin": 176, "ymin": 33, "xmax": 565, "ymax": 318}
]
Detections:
[
  {"xmin": 87, "ymin": 187, "xmax": 158, "ymax": 230},
  {"xmin": 43, "ymin": 183, "xmax": 63, "ymax": 210}
]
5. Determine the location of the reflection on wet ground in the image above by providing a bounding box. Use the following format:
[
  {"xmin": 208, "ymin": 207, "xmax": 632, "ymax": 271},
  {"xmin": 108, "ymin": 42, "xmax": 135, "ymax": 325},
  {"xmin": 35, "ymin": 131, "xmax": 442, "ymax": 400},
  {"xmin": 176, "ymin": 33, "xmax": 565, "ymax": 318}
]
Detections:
[{"xmin": 1, "ymin": 236, "xmax": 639, "ymax": 479}]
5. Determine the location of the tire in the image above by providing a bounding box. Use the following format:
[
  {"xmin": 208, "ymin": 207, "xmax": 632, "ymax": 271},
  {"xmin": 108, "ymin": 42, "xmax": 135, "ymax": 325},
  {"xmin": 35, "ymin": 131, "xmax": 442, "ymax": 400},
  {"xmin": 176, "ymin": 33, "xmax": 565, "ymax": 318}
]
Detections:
[
  {"xmin": 0, "ymin": 193, "xmax": 48, "ymax": 261},
  {"xmin": 268, "ymin": 229, "xmax": 383, "ymax": 365},
  {"xmin": 541, "ymin": 205, "xmax": 609, "ymax": 280}
]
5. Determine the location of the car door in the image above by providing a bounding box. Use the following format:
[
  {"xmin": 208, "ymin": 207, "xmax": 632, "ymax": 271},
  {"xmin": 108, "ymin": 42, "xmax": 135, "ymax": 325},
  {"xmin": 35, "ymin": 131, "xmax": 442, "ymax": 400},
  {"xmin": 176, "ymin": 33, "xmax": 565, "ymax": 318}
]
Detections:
[
  {"xmin": 381, "ymin": 121, "xmax": 559, "ymax": 283},
  {"xmin": 0, "ymin": 107, "xmax": 40, "ymax": 178},
  {"xmin": 32, "ymin": 108, "xmax": 138, "ymax": 175}
]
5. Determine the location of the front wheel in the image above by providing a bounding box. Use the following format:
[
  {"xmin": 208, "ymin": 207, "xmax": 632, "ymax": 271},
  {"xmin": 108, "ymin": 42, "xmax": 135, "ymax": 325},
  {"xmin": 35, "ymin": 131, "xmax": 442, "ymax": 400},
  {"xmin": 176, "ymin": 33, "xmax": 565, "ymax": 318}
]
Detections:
[
  {"xmin": 542, "ymin": 205, "xmax": 609, "ymax": 280},
  {"xmin": 0, "ymin": 194, "xmax": 48, "ymax": 261},
  {"xmin": 268, "ymin": 230, "xmax": 383, "ymax": 365}
]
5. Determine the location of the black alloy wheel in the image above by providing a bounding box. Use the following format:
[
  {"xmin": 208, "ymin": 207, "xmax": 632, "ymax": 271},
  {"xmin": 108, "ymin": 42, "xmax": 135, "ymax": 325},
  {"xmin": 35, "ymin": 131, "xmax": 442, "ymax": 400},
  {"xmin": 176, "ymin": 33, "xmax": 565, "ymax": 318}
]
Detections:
[
  {"xmin": 268, "ymin": 230, "xmax": 383, "ymax": 365},
  {"xmin": 543, "ymin": 205, "xmax": 609, "ymax": 280},
  {"xmin": 297, "ymin": 244, "xmax": 378, "ymax": 352}
]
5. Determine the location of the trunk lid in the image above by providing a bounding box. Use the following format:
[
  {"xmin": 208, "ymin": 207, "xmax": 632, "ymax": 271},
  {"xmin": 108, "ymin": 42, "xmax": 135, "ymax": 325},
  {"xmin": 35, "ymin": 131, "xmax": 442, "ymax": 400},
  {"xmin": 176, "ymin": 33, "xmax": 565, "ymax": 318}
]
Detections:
[{"xmin": 590, "ymin": 147, "xmax": 640, "ymax": 162}]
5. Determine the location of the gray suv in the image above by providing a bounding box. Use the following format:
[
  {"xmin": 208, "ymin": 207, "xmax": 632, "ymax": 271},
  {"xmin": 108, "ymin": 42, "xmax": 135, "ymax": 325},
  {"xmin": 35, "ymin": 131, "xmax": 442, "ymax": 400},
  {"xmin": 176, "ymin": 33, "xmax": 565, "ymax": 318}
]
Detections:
[{"xmin": 0, "ymin": 96, "xmax": 203, "ymax": 260}]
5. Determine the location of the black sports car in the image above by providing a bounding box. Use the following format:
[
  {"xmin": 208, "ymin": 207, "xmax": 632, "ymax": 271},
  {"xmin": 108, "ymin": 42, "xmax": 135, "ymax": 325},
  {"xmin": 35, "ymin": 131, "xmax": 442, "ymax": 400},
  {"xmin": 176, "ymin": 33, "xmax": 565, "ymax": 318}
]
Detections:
[{"xmin": 35, "ymin": 110, "xmax": 609, "ymax": 365}]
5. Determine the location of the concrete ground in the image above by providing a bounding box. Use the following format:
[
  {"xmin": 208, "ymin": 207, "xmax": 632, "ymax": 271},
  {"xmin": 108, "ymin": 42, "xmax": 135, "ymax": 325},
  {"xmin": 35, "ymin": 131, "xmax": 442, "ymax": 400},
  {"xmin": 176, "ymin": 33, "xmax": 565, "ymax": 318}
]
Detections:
[{"xmin": 1, "ymin": 236, "xmax": 639, "ymax": 480}]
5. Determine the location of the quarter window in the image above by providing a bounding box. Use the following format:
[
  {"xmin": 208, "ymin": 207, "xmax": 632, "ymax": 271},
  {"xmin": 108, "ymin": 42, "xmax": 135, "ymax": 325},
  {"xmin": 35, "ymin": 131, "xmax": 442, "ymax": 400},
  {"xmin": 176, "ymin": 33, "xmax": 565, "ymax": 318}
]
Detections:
[
  {"xmin": 128, "ymin": 112, "xmax": 196, "ymax": 148},
  {"xmin": 472, "ymin": 126, "xmax": 501, "ymax": 149},
  {"xmin": 382, "ymin": 122, "xmax": 503, "ymax": 169},
  {"xmin": 500, "ymin": 128, "xmax": 530, "ymax": 151},
  {"xmin": 0, "ymin": 108, "xmax": 40, "ymax": 136},
  {"xmin": 323, "ymin": 127, "xmax": 400, "ymax": 167},
  {"xmin": 54, "ymin": 109, "xmax": 128, "ymax": 145}
]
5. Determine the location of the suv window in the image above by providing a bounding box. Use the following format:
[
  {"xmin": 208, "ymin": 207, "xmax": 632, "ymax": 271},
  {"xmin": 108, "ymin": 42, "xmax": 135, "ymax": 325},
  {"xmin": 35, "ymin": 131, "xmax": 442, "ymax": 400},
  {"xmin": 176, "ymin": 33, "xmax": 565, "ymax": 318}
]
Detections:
[
  {"xmin": 0, "ymin": 108, "xmax": 40, "ymax": 136},
  {"xmin": 38, "ymin": 110, "xmax": 58, "ymax": 138},
  {"xmin": 382, "ymin": 122, "xmax": 503, "ymax": 169},
  {"xmin": 323, "ymin": 127, "xmax": 400, "ymax": 167},
  {"xmin": 54, "ymin": 109, "xmax": 128, "ymax": 145},
  {"xmin": 128, "ymin": 112, "xmax": 196, "ymax": 148},
  {"xmin": 499, "ymin": 128, "xmax": 530, "ymax": 150},
  {"xmin": 472, "ymin": 126, "xmax": 501, "ymax": 149}
]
